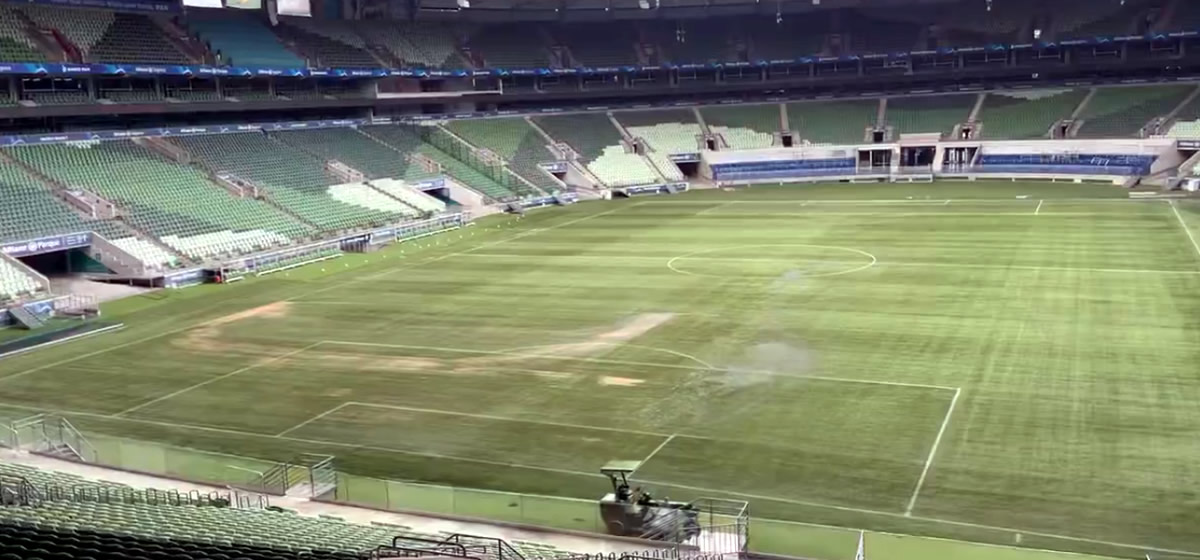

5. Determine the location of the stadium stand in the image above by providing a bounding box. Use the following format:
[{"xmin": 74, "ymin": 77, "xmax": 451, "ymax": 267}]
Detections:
[
  {"xmin": 87, "ymin": 13, "xmax": 192, "ymax": 64},
  {"xmin": 701, "ymin": 104, "xmax": 780, "ymax": 149},
  {"xmin": 445, "ymin": 118, "xmax": 561, "ymax": 192},
  {"xmin": 363, "ymin": 125, "xmax": 523, "ymax": 200},
  {"xmin": 0, "ymin": 463, "xmax": 571, "ymax": 558},
  {"xmin": 533, "ymin": 113, "xmax": 659, "ymax": 187},
  {"xmin": 274, "ymin": 18, "xmax": 379, "ymax": 68},
  {"xmin": 19, "ymin": 5, "xmax": 113, "ymax": 61},
  {"xmin": 270, "ymin": 127, "xmax": 433, "ymax": 184},
  {"xmin": 847, "ymin": 15, "xmax": 921, "ymax": 53},
  {"xmin": 358, "ymin": 21, "xmax": 465, "ymax": 68},
  {"xmin": 885, "ymin": 94, "xmax": 976, "ymax": 137},
  {"xmin": 750, "ymin": 17, "xmax": 827, "ymax": 59},
  {"xmin": 1074, "ymin": 85, "xmax": 1194, "ymax": 139},
  {"xmin": 615, "ymin": 109, "xmax": 703, "ymax": 154},
  {"xmin": 174, "ymin": 133, "xmax": 402, "ymax": 232},
  {"xmin": 656, "ymin": 20, "xmax": 739, "ymax": 64},
  {"xmin": 0, "ymin": 5, "xmax": 47, "ymax": 62},
  {"xmin": 100, "ymin": 89, "xmax": 163, "ymax": 103},
  {"xmin": 556, "ymin": 23, "xmax": 638, "ymax": 66},
  {"xmin": 0, "ymin": 258, "xmax": 41, "ymax": 302},
  {"xmin": 4, "ymin": 141, "xmax": 312, "ymax": 260},
  {"xmin": 976, "ymin": 89, "xmax": 1087, "ymax": 139},
  {"xmin": 371, "ymin": 178, "xmax": 447, "ymax": 214},
  {"xmin": 787, "ymin": 99, "xmax": 878, "ymax": 145},
  {"xmin": 24, "ymin": 90, "xmax": 90, "ymax": 106},
  {"xmin": 0, "ymin": 162, "xmax": 125, "ymax": 245},
  {"xmin": 188, "ymin": 12, "xmax": 305, "ymax": 68},
  {"xmin": 1167, "ymin": 94, "xmax": 1200, "ymax": 137},
  {"xmin": 466, "ymin": 24, "xmax": 550, "ymax": 68},
  {"xmin": 1056, "ymin": 0, "xmax": 1157, "ymax": 39}
]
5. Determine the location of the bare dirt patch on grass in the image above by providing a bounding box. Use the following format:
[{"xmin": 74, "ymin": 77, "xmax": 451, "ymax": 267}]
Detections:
[{"xmin": 173, "ymin": 302, "xmax": 294, "ymax": 356}]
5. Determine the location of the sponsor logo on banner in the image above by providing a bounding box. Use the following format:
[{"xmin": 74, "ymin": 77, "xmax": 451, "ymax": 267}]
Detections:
[{"xmin": 0, "ymin": 232, "xmax": 92, "ymax": 257}]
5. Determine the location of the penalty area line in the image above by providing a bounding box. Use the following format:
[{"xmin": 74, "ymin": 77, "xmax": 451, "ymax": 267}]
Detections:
[
  {"xmin": 1169, "ymin": 201, "xmax": 1200, "ymax": 263},
  {"xmin": 905, "ymin": 387, "xmax": 961, "ymax": 516},
  {"xmin": 636, "ymin": 434, "xmax": 677, "ymax": 473},
  {"xmin": 274, "ymin": 401, "xmax": 353, "ymax": 437}
]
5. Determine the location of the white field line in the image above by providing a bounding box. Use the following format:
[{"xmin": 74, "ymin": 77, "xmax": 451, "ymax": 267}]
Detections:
[
  {"xmin": 115, "ymin": 341, "xmax": 323, "ymax": 417},
  {"xmin": 0, "ymin": 323, "xmax": 125, "ymax": 361},
  {"xmin": 637, "ymin": 434, "xmax": 676, "ymax": 471},
  {"xmin": 1035, "ymin": 199, "xmax": 1043, "ymax": 215},
  {"xmin": 0, "ymin": 205, "xmax": 630, "ymax": 385},
  {"xmin": 2, "ymin": 398, "xmax": 1196, "ymax": 557},
  {"xmin": 636, "ymin": 198, "xmax": 1149, "ymax": 205},
  {"xmin": 690, "ymin": 212, "xmax": 1112, "ymax": 217},
  {"xmin": 905, "ymin": 387, "xmax": 961, "ymax": 516},
  {"xmin": 273, "ymin": 401, "xmax": 353, "ymax": 437},
  {"xmin": 1169, "ymin": 201, "xmax": 1200, "ymax": 262},
  {"xmin": 944, "ymin": 199, "xmax": 951, "ymax": 205},
  {"xmin": 455, "ymin": 253, "xmax": 1200, "ymax": 275},
  {"xmin": 320, "ymin": 339, "xmax": 959, "ymax": 392},
  {"xmin": 695, "ymin": 202, "xmax": 732, "ymax": 216}
]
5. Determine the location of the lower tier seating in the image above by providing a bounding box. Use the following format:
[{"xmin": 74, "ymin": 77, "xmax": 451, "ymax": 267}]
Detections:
[
  {"xmin": 0, "ymin": 258, "xmax": 41, "ymax": 302},
  {"xmin": 4, "ymin": 140, "xmax": 312, "ymax": 261}
]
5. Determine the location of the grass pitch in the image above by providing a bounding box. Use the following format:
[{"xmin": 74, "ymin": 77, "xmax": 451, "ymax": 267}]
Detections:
[{"xmin": 2, "ymin": 182, "xmax": 1200, "ymax": 559}]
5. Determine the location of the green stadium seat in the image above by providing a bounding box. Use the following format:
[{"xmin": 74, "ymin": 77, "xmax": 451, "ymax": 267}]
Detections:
[
  {"xmin": 885, "ymin": 94, "xmax": 976, "ymax": 137},
  {"xmin": 444, "ymin": 118, "xmax": 560, "ymax": 193},
  {"xmin": 788, "ymin": 99, "xmax": 878, "ymax": 145},
  {"xmin": 701, "ymin": 104, "xmax": 781, "ymax": 149},
  {"xmin": 362, "ymin": 125, "xmax": 521, "ymax": 201},
  {"xmin": 3, "ymin": 140, "xmax": 314, "ymax": 261},
  {"xmin": 976, "ymin": 89, "xmax": 1087, "ymax": 139},
  {"xmin": 1075, "ymin": 85, "xmax": 1195, "ymax": 139},
  {"xmin": 173, "ymin": 132, "xmax": 404, "ymax": 233}
]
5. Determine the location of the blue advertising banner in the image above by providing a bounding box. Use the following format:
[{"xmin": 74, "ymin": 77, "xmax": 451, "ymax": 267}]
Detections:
[
  {"xmin": 0, "ymin": 232, "xmax": 92, "ymax": 258},
  {"xmin": 0, "ymin": 27, "xmax": 1182, "ymax": 82}
]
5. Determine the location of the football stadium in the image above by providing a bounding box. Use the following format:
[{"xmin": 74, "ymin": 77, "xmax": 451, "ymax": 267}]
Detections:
[{"xmin": 1, "ymin": 0, "xmax": 1200, "ymax": 559}]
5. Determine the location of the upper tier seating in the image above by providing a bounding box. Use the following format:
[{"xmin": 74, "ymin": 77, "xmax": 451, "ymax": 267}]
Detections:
[
  {"xmin": 557, "ymin": 23, "xmax": 638, "ymax": 66},
  {"xmin": 0, "ymin": 258, "xmax": 41, "ymax": 302},
  {"xmin": 357, "ymin": 21, "xmax": 465, "ymax": 68},
  {"xmin": 656, "ymin": 20, "xmax": 738, "ymax": 64},
  {"xmin": 0, "ymin": 164, "xmax": 124, "ymax": 246},
  {"xmin": 788, "ymin": 99, "xmax": 878, "ymax": 144},
  {"xmin": 87, "ymin": 13, "xmax": 192, "ymax": 64},
  {"xmin": 20, "ymin": 5, "xmax": 113, "ymax": 60},
  {"xmin": 4, "ymin": 141, "xmax": 312, "ymax": 260},
  {"xmin": 270, "ymin": 127, "xmax": 434, "ymax": 184},
  {"xmin": 750, "ymin": 17, "xmax": 828, "ymax": 59},
  {"xmin": 174, "ymin": 133, "xmax": 402, "ymax": 232},
  {"xmin": 0, "ymin": 5, "xmax": 46, "ymax": 62},
  {"xmin": 1075, "ymin": 85, "xmax": 1194, "ymax": 139},
  {"xmin": 188, "ymin": 13, "xmax": 305, "ymax": 68},
  {"xmin": 846, "ymin": 16, "xmax": 921, "ymax": 53},
  {"xmin": 885, "ymin": 94, "xmax": 976, "ymax": 137},
  {"xmin": 976, "ymin": 89, "xmax": 1087, "ymax": 139},
  {"xmin": 1056, "ymin": 0, "xmax": 1157, "ymax": 39},
  {"xmin": 362, "ymin": 125, "xmax": 523, "ymax": 201},
  {"xmin": 616, "ymin": 109, "xmax": 703, "ymax": 154},
  {"xmin": 445, "ymin": 118, "xmax": 561, "ymax": 192},
  {"xmin": 467, "ymin": 24, "xmax": 550, "ymax": 68},
  {"xmin": 275, "ymin": 19, "xmax": 379, "ymax": 67},
  {"xmin": 702, "ymin": 104, "xmax": 780, "ymax": 149},
  {"xmin": 24, "ymin": 90, "xmax": 91, "ymax": 105}
]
